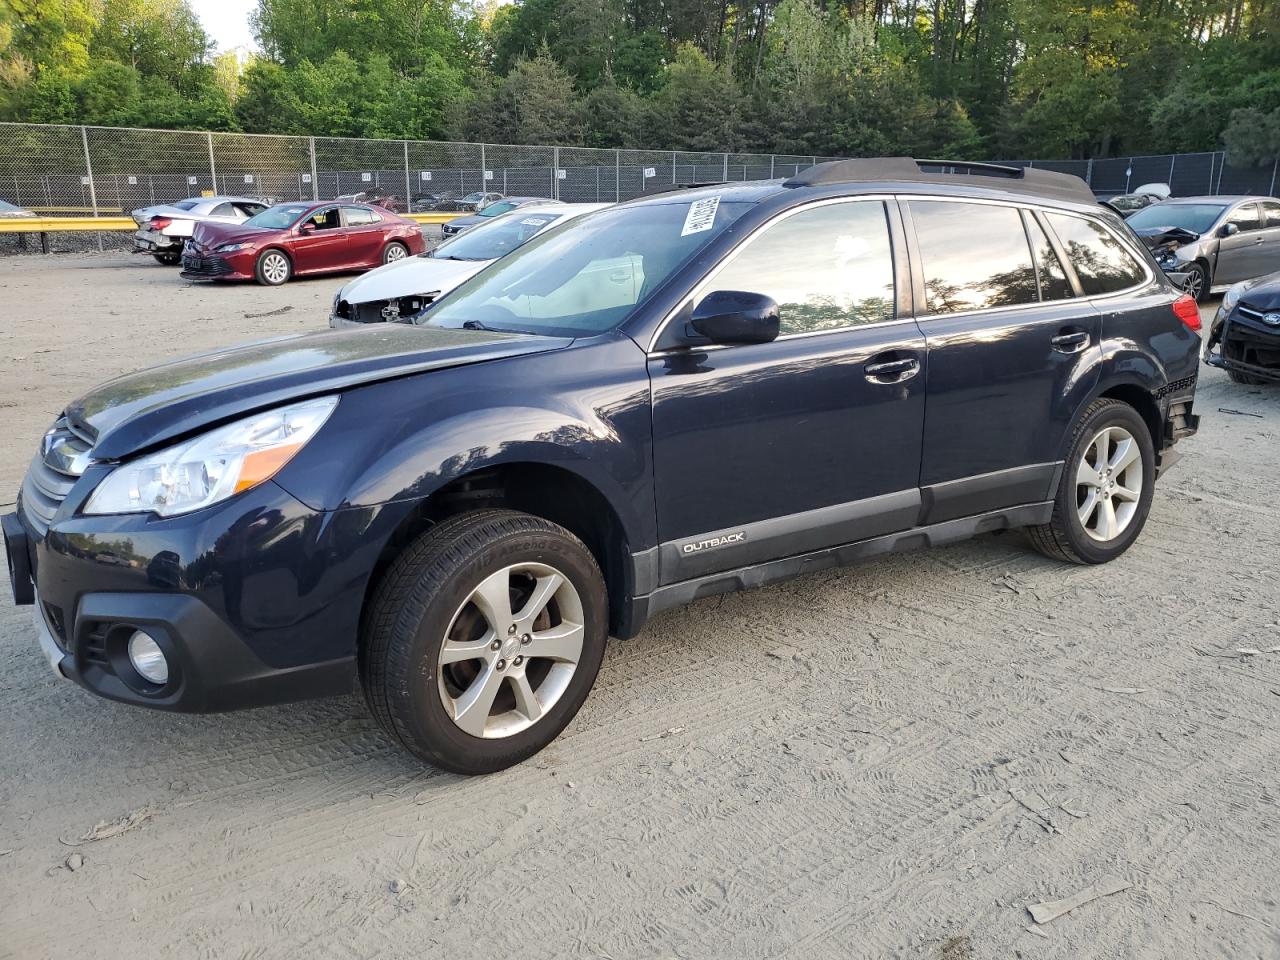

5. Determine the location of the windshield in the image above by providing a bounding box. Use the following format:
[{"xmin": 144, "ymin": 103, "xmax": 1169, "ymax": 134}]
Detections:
[
  {"xmin": 429, "ymin": 211, "xmax": 564, "ymax": 262},
  {"xmin": 422, "ymin": 196, "xmax": 753, "ymax": 337},
  {"xmin": 244, "ymin": 204, "xmax": 309, "ymax": 229},
  {"xmin": 1126, "ymin": 202, "xmax": 1226, "ymax": 234},
  {"xmin": 478, "ymin": 200, "xmax": 519, "ymax": 217}
]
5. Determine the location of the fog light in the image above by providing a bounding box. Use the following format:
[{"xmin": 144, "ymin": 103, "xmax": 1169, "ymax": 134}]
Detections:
[{"xmin": 127, "ymin": 630, "xmax": 169, "ymax": 684}]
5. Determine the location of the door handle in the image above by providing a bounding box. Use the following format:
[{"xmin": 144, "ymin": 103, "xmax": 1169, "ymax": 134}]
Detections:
[
  {"xmin": 1051, "ymin": 330, "xmax": 1089, "ymax": 353},
  {"xmin": 864, "ymin": 357, "xmax": 920, "ymax": 383}
]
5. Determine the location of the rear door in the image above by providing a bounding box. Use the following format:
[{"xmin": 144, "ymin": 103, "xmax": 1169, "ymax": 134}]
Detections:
[
  {"xmin": 341, "ymin": 205, "xmax": 385, "ymax": 265},
  {"xmin": 905, "ymin": 198, "xmax": 1101, "ymax": 523},
  {"xmin": 648, "ymin": 198, "xmax": 927, "ymax": 585},
  {"xmin": 1256, "ymin": 201, "xmax": 1280, "ymax": 277}
]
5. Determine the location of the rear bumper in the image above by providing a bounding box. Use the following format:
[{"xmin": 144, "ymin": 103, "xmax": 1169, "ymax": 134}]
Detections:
[{"xmin": 132, "ymin": 230, "xmax": 183, "ymax": 254}]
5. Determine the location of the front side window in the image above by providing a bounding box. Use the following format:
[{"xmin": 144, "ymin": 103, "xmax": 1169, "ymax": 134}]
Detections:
[
  {"xmin": 305, "ymin": 207, "xmax": 341, "ymax": 231},
  {"xmin": 705, "ymin": 201, "xmax": 895, "ymax": 335},
  {"xmin": 1228, "ymin": 203, "xmax": 1262, "ymax": 232},
  {"xmin": 425, "ymin": 196, "xmax": 754, "ymax": 336},
  {"xmin": 910, "ymin": 200, "xmax": 1038, "ymax": 314},
  {"xmin": 1046, "ymin": 213, "xmax": 1146, "ymax": 296}
]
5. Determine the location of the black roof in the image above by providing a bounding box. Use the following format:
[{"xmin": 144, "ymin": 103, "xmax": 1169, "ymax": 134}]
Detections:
[{"xmin": 784, "ymin": 157, "xmax": 1096, "ymax": 206}]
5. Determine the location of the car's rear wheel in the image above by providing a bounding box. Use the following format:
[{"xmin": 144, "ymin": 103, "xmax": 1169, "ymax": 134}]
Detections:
[
  {"xmin": 255, "ymin": 250, "xmax": 292, "ymax": 286},
  {"xmin": 360, "ymin": 509, "xmax": 608, "ymax": 774},
  {"xmin": 153, "ymin": 252, "xmax": 180, "ymax": 266},
  {"xmin": 382, "ymin": 241, "xmax": 408, "ymax": 265},
  {"xmin": 1182, "ymin": 262, "xmax": 1208, "ymax": 302},
  {"xmin": 1028, "ymin": 398, "xmax": 1156, "ymax": 564}
]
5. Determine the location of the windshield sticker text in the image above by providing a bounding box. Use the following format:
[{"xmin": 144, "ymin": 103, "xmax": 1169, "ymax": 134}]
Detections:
[{"xmin": 681, "ymin": 196, "xmax": 721, "ymax": 237}]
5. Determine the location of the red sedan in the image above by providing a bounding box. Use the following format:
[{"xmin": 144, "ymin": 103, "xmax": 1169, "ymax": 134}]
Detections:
[{"xmin": 181, "ymin": 201, "xmax": 426, "ymax": 285}]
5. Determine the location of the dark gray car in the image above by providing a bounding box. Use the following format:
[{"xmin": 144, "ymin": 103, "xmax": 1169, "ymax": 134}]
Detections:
[
  {"xmin": 1127, "ymin": 196, "xmax": 1280, "ymax": 301},
  {"xmin": 440, "ymin": 196, "xmax": 561, "ymax": 237}
]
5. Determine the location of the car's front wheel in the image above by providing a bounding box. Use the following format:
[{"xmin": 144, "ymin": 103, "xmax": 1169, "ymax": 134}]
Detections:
[
  {"xmin": 255, "ymin": 250, "xmax": 292, "ymax": 286},
  {"xmin": 1028, "ymin": 398, "xmax": 1156, "ymax": 564},
  {"xmin": 360, "ymin": 509, "xmax": 608, "ymax": 774},
  {"xmin": 1181, "ymin": 262, "xmax": 1208, "ymax": 303},
  {"xmin": 382, "ymin": 241, "xmax": 409, "ymax": 265}
]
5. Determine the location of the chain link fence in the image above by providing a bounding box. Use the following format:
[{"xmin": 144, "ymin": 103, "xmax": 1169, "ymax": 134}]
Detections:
[{"xmin": 1, "ymin": 121, "xmax": 1277, "ymax": 255}]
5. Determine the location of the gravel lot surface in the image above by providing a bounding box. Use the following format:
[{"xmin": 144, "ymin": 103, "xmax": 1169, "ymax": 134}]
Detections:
[{"xmin": 2, "ymin": 255, "xmax": 1279, "ymax": 959}]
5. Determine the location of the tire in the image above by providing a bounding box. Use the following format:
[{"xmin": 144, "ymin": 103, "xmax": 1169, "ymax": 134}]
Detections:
[
  {"xmin": 1227, "ymin": 367, "xmax": 1268, "ymax": 385},
  {"xmin": 1028, "ymin": 398, "xmax": 1156, "ymax": 565},
  {"xmin": 255, "ymin": 249, "xmax": 292, "ymax": 286},
  {"xmin": 360, "ymin": 509, "xmax": 608, "ymax": 774},
  {"xmin": 382, "ymin": 241, "xmax": 409, "ymax": 265},
  {"xmin": 153, "ymin": 252, "xmax": 180, "ymax": 265},
  {"xmin": 1182, "ymin": 261, "xmax": 1209, "ymax": 303}
]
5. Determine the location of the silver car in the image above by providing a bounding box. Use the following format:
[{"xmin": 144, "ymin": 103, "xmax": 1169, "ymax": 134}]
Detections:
[
  {"xmin": 131, "ymin": 195, "xmax": 270, "ymax": 265},
  {"xmin": 1127, "ymin": 195, "xmax": 1280, "ymax": 301}
]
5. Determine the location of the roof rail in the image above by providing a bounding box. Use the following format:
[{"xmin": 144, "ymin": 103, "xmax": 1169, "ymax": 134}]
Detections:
[{"xmin": 784, "ymin": 156, "xmax": 1095, "ymax": 205}]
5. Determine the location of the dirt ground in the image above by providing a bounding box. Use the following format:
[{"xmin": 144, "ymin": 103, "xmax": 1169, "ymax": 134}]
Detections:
[{"xmin": 2, "ymin": 255, "xmax": 1279, "ymax": 960}]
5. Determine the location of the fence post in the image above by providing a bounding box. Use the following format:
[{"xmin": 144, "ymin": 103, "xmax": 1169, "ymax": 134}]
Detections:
[
  {"xmin": 480, "ymin": 143, "xmax": 486, "ymax": 191},
  {"xmin": 672, "ymin": 150, "xmax": 676, "ymax": 184},
  {"xmin": 308, "ymin": 137, "xmax": 318, "ymax": 200},
  {"xmin": 1168, "ymin": 153, "xmax": 1176, "ymax": 187},
  {"xmin": 403, "ymin": 140, "xmax": 411, "ymax": 207},
  {"xmin": 1215, "ymin": 151, "xmax": 1224, "ymax": 195},
  {"xmin": 1085, "ymin": 158, "xmax": 1093, "ymax": 186},
  {"xmin": 553, "ymin": 145, "xmax": 560, "ymax": 200},
  {"xmin": 80, "ymin": 126, "xmax": 98, "ymax": 217},
  {"xmin": 615, "ymin": 149, "xmax": 620, "ymax": 201},
  {"xmin": 723, "ymin": 153, "xmax": 728, "ymax": 182},
  {"xmin": 1269, "ymin": 156, "xmax": 1277, "ymax": 197},
  {"xmin": 207, "ymin": 131, "xmax": 217, "ymax": 193},
  {"xmin": 770, "ymin": 155, "xmax": 775, "ymax": 179}
]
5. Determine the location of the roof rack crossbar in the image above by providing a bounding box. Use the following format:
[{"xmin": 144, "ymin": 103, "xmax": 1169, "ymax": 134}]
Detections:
[{"xmin": 915, "ymin": 159, "xmax": 1024, "ymax": 177}]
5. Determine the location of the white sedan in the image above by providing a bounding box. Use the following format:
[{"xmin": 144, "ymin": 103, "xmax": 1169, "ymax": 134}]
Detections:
[
  {"xmin": 330, "ymin": 202, "xmax": 608, "ymax": 328},
  {"xmin": 131, "ymin": 195, "xmax": 270, "ymax": 265}
]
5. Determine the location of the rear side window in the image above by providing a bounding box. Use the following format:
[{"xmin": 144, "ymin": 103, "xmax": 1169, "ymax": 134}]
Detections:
[
  {"xmin": 343, "ymin": 206, "xmax": 380, "ymax": 226},
  {"xmin": 1260, "ymin": 201, "xmax": 1280, "ymax": 228},
  {"xmin": 210, "ymin": 202, "xmax": 234, "ymax": 217},
  {"xmin": 709, "ymin": 200, "xmax": 895, "ymax": 335},
  {"xmin": 1025, "ymin": 215, "xmax": 1073, "ymax": 301},
  {"xmin": 1046, "ymin": 214, "xmax": 1146, "ymax": 295},
  {"xmin": 910, "ymin": 200, "xmax": 1037, "ymax": 314}
]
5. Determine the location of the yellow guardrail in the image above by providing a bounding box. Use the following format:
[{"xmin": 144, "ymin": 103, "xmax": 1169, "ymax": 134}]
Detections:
[
  {"xmin": 0, "ymin": 212, "xmax": 462, "ymax": 233},
  {"xmin": 0, "ymin": 216, "xmax": 136, "ymax": 232}
]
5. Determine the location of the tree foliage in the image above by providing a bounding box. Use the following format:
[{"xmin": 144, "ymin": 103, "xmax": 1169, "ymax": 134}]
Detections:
[{"xmin": 0, "ymin": 0, "xmax": 1278, "ymax": 165}]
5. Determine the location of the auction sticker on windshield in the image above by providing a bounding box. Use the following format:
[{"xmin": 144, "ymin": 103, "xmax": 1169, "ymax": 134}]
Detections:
[
  {"xmin": 521, "ymin": 217, "xmax": 550, "ymax": 227},
  {"xmin": 681, "ymin": 196, "xmax": 720, "ymax": 236}
]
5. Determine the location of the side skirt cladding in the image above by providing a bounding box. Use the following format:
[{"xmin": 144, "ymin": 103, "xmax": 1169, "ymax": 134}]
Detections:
[{"xmin": 619, "ymin": 501, "xmax": 1053, "ymax": 636}]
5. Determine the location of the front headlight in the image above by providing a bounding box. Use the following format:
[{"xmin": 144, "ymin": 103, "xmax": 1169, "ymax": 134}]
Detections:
[
  {"xmin": 84, "ymin": 396, "xmax": 338, "ymax": 517},
  {"xmin": 1222, "ymin": 280, "xmax": 1251, "ymax": 311},
  {"xmin": 216, "ymin": 242, "xmax": 253, "ymax": 253}
]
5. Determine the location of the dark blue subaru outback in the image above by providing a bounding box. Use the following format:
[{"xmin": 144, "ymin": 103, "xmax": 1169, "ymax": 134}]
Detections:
[{"xmin": 3, "ymin": 159, "xmax": 1201, "ymax": 774}]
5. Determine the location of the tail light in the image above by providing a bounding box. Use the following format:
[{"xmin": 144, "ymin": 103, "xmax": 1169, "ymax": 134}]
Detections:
[
  {"xmin": 1171, "ymin": 293, "xmax": 1201, "ymax": 332},
  {"xmin": 150, "ymin": 216, "xmax": 172, "ymax": 230}
]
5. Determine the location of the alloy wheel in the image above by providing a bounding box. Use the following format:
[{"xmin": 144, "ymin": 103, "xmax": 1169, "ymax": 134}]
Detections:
[
  {"xmin": 384, "ymin": 243, "xmax": 407, "ymax": 263},
  {"xmin": 261, "ymin": 252, "xmax": 289, "ymax": 284},
  {"xmin": 1075, "ymin": 425, "xmax": 1143, "ymax": 542},
  {"xmin": 437, "ymin": 562, "xmax": 585, "ymax": 739},
  {"xmin": 1183, "ymin": 269, "xmax": 1204, "ymax": 301}
]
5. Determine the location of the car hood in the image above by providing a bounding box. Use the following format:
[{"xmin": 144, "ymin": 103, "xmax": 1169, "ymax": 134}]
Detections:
[
  {"xmin": 1132, "ymin": 225, "xmax": 1201, "ymax": 248},
  {"xmin": 191, "ymin": 222, "xmax": 278, "ymax": 248},
  {"xmin": 68, "ymin": 325, "xmax": 572, "ymax": 460},
  {"xmin": 339, "ymin": 255, "xmax": 491, "ymax": 304},
  {"xmin": 1239, "ymin": 273, "xmax": 1280, "ymax": 312}
]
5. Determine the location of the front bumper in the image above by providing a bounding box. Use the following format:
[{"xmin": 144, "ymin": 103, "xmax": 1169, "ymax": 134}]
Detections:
[
  {"xmin": 1203, "ymin": 304, "xmax": 1280, "ymax": 382},
  {"xmin": 3, "ymin": 478, "xmax": 371, "ymax": 712},
  {"xmin": 180, "ymin": 248, "xmax": 253, "ymax": 281}
]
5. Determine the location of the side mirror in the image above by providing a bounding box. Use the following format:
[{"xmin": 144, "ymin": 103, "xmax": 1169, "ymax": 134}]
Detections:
[
  {"xmin": 689, "ymin": 290, "xmax": 781, "ymax": 345},
  {"xmin": 299, "ymin": 222, "xmax": 316, "ymax": 234},
  {"xmin": 1219, "ymin": 222, "xmax": 1239, "ymax": 238}
]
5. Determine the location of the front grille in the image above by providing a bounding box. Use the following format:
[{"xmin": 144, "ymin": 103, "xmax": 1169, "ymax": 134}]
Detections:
[
  {"xmin": 181, "ymin": 253, "xmax": 232, "ymax": 277},
  {"xmin": 19, "ymin": 415, "xmax": 95, "ymax": 536},
  {"xmin": 1237, "ymin": 304, "xmax": 1280, "ymax": 327}
]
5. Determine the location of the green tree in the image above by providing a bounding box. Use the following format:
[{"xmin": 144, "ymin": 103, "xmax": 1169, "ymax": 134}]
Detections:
[{"xmin": 652, "ymin": 43, "xmax": 743, "ymax": 151}]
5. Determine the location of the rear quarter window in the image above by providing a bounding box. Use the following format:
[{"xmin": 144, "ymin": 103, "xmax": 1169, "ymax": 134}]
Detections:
[{"xmin": 1045, "ymin": 213, "xmax": 1146, "ymax": 296}]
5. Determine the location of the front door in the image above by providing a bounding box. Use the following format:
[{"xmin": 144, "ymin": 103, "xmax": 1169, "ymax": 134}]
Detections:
[
  {"xmin": 906, "ymin": 200, "xmax": 1113, "ymax": 523},
  {"xmin": 1216, "ymin": 202, "xmax": 1266, "ymax": 285},
  {"xmin": 291, "ymin": 205, "xmax": 347, "ymax": 273},
  {"xmin": 648, "ymin": 199, "xmax": 926, "ymax": 586}
]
